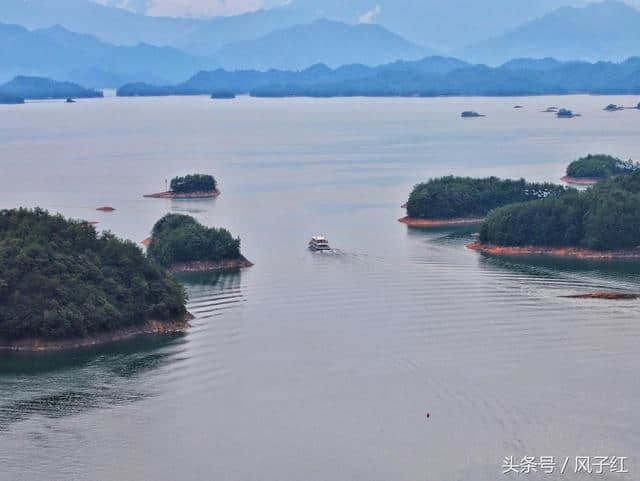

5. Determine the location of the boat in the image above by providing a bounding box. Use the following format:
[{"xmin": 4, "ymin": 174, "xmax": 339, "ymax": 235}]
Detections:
[
  {"xmin": 309, "ymin": 236, "xmax": 331, "ymax": 251},
  {"xmin": 557, "ymin": 108, "xmax": 580, "ymax": 118}
]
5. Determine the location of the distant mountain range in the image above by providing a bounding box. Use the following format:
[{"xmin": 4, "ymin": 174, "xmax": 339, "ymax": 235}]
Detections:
[
  {"xmin": 0, "ymin": 22, "xmax": 210, "ymax": 86},
  {"xmin": 0, "ymin": 0, "xmax": 587, "ymax": 53},
  {"xmin": 213, "ymin": 19, "xmax": 433, "ymax": 71},
  {"xmin": 116, "ymin": 56, "xmax": 640, "ymax": 98},
  {"xmin": 0, "ymin": 18, "xmax": 437, "ymax": 85},
  {"xmin": 459, "ymin": 0, "xmax": 640, "ymax": 64}
]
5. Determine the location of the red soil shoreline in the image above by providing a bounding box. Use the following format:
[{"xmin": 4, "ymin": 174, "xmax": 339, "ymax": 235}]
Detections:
[
  {"xmin": 561, "ymin": 292, "xmax": 640, "ymax": 300},
  {"xmin": 0, "ymin": 314, "xmax": 194, "ymax": 352},
  {"xmin": 143, "ymin": 189, "xmax": 220, "ymax": 199},
  {"xmin": 399, "ymin": 216, "xmax": 484, "ymax": 227},
  {"xmin": 560, "ymin": 176, "xmax": 599, "ymax": 186},
  {"xmin": 168, "ymin": 256, "xmax": 254, "ymax": 273},
  {"xmin": 466, "ymin": 242, "xmax": 640, "ymax": 259}
]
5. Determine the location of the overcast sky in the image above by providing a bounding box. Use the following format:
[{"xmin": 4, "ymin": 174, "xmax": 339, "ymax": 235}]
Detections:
[
  {"xmin": 98, "ymin": 0, "xmax": 639, "ymax": 17},
  {"xmin": 97, "ymin": 0, "xmax": 288, "ymax": 16}
]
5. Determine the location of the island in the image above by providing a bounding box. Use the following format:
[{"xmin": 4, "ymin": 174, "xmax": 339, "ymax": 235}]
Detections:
[
  {"xmin": 0, "ymin": 94, "xmax": 24, "ymax": 105},
  {"xmin": 211, "ymin": 91, "xmax": 236, "ymax": 99},
  {"xmin": 0, "ymin": 208, "xmax": 190, "ymax": 352},
  {"xmin": 461, "ymin": 111, "xmax": 484, "ymax": 118},
  {"xmin": 144, "ymin": 174, "xmax": 220, "ymax": 199},
  {"xmin": 400, "ymin": 176, "xmax": 569, "ymax": 227},
  {"xmin": 604, "ymin": 104, "xmax": 624, "ymax": 111},
  {"xmin": 469, "ymin": 171, "xmax": 640, "ymax": 258},
  {"xmin": 147, "ymin": 213, "xmax": 253, "ymax": 272},
  {"xmin": 0, "ymin": 76, "xmax": 103, "ymax": 100},
  {"xmin": 561, "ymin": 154, "xmax": 639, "ymax": 185},
  {"xmin": 542, "ymin": 107, "xmax": 558, "ymax": 112}
]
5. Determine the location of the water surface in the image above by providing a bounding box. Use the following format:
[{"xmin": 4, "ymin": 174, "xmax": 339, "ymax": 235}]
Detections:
[{"xmin": 0, "ymin": 96, "xmax": 639, "ymax": 481}]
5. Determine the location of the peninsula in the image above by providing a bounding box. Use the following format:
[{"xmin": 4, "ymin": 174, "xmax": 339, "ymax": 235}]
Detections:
[
  {"xmin": 469, "ymin": 170, "xmax": 640, "ymax": 258},
  {"xmin": 147, "ymin": 214, "xmax": 253, "ymax": 272},
  {"xmin": 0, "ymin": 208, "xmax": 189, "ymax": 352},
  {"xmin": 144, "ymin": 174, "xmax": 220, "ymax": 199},
  {"xmin": 561, "ymin": 154, "xmax": 639, "ymax": 185},
  {"xmin": 400, "ymin": 176, "xmax": 569, "ymax": 227}
]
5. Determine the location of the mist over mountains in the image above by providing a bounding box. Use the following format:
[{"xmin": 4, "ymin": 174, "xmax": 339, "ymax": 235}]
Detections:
[{"xmin": 2, "ymin": 0, "xmax": 640, "ymax": 90}]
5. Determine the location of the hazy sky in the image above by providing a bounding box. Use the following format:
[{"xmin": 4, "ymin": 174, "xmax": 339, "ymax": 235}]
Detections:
[
  {"xmin": 98, "ymin": 0, "xmax": 288, "ymax": 16},
  {"xmin": 99, "ymin": 0, "xmax": 640, "ymax": 17}
]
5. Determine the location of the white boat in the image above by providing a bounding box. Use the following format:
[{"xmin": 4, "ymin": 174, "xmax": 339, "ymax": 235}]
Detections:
[{"xmin": 309, "ymin": 236, "xmax": 331, "ymax": 251}]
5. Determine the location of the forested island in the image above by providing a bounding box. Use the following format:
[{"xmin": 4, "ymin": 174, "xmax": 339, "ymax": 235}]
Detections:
[
  {"xmin": 561, "ymin": 154, "xmax": 639, "ymax": 185},
  {"xmin": 0, "ymin": 76, "xmax": 102, "ymax": 100},
  {"xmin": 400, "ymin": 176, "xmax": 569, "ymax": 226},
  {"xmin": 147, "ymin": 214, "xmax": 253, "ymax": 272},
  {"xmin": 471, "ymin": 171, "xmax": 640, "ymax": 257},
  {"xmin": 0, "ymin": 94, "xmax": 24, "ymax": 104},
  {"xmin": 144, "ymin": 174, "xmax": 220, "ymax": 199},
  {"xmin": 0, "ymin": 209, "xmax": 189, "ymax": 351},
  {"xmin": 117, "ymin": 56, "xmax": 640, "ymax": 98}
]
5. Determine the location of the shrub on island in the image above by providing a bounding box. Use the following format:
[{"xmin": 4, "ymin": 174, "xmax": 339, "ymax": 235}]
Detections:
[
  {"xmin": 147, "ymin": 214, "xmax": 244, "ymax": 270},
  {"xmin": 0, "ymin": 208, "xmax": 187, "ymax": 341},
  {"xmin": 479, "ymin": 172, "xmax": 640, "ymax": 250},
  {"xmin": 405, "ymin": 176, "xmax": 569, "ymax": 220},
  {"xmin": 565, "ymin": 154, "xmax": 639, "ymax": 179},
  {"xmin": 170, "ymin": 174, "xmax": 217, "ymax": 194}
]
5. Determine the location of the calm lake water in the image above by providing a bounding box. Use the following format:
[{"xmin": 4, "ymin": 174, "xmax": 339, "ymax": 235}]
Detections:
[{"xmin": 0, "ymin": 95, "xmax": 639, "ymax": 481}]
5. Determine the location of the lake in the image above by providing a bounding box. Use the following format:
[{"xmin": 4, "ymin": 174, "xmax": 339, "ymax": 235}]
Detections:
[{"xmin": 0, "ymin": 95, "xmax": 639, "ymax": 481}]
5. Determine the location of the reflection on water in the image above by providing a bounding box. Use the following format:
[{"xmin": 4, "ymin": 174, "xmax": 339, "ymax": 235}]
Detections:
[{"xmin": 0, "ymin": 96, "xmax": 639, "ymax": 481}]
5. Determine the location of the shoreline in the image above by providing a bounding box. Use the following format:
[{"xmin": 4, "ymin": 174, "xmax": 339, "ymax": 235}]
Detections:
[
  {"xmin": 0, "ymin": 314, "xmax": 194, "ymax": 353},
  {"xmin": 143, "ymin": 189, "xmax": 220, "ymax": 199},
  {"xmin": 168, "ymin": 256, "xmax": 254, "ymax": 273},
  {"xmin": 399, "ymin": 216, "xmax": 484, "ymax": 227},
  {"xmin": 466, "ymin": 242, "xmax": 640, "ymax": 259},
  {"xmin": 560, "ymin": 176, "xmax": 600, "ymax": 186}
]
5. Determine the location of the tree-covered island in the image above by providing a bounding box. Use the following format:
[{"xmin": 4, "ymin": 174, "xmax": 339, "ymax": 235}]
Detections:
[
  {"xmin": 0, "ymin": 208, "xmax": 189, "ymax": 351},
  {"xmin": 144, "ymin": 174, "xmax": 220, "ymax": 199},
  {"xmin": 400, "ymin": 176, "xmax": 570, "ymax": 226},
  {"xmin": 471, "ymin": 171, "xmax": 640, "ymax": 257},
  {"xmin": 147, "ymin": 214, "xmax": 253, "ymax": 273},
  {"xmin": 562, "ymin": 154, "xmax": 639, "ymax": 185}
]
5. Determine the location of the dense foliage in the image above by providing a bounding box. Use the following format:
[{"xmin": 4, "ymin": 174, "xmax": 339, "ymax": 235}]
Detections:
[
  {"xmin": 170, "ymin": 174, "xmax": 217, "ymax": 193},
  {"xmin": 0, "ymin": 208, "xmax": 186, "ymax": 341},
  {"xmin": 479, "ymin": 171, "xmax": 640, "ymax": 250},
  {"xmin": 406, "ymin": 176, "xmax": 570, "ymax": 219},
  {"xmin": 0, "ymin": 94, "xmax": 24, "ymax": 104},
  {"xmin": 148, "ymin": 214, "xmax": 241, "ymax": 267},
  {"xmin": 0, "ymin": 76, "xmax": 102, "ymax": 100},
  {"xmin": 565, "ymin": 154, "xmax": 639, "ymax": 179},
  {"xmin": 118, "ymin": 57, "xmax": 640, "ymax": 98}
]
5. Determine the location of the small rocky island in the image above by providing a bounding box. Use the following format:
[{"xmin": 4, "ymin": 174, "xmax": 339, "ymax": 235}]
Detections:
[
  {"xmin": 469, "ymin": 170, "xmax": 640, "ymax": 258},
  {"xmin": 147, "ymin": 214, "xmax": 253, "ymax": 272},
  {"xmin": 461, "ymin": 111, "xmax": 484, "ymax": 118},
  {"xmin": 144, "ymin": 174, "xmax": 220, "ymax": 199},
  {"xmin": 0, "ymin": 208, "xmax": 189, "ymax": 351},
  {"xmin": 604, "ymin": 104, "xmax": 624, "ymax": 111},
  {"xmin": 400, "ymin": 176, "xmax": 569, "ymax": 227},
  {"xmin": 561, "ymin": 154, "xmax": 639, "ymax": 185}
]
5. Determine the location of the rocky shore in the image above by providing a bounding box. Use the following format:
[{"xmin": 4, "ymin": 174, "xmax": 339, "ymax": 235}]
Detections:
[
  {"xmin": 168, "ymin": 256, "xmax": 254, "ymax": 273},
  {"xmin": 399, "ymin": 216, "xmax": 484, "ymax": 227},
  {"xmin": 143, "ymin": 189, "xmax": 220, "ymax": 199},
  {"xmin": 560, "ymin": 176, "xmax": 599, "ymax": 186},
  {"xmin": 0, "ymin": 314, "xmax": 193, "ymax": 352},
  {"xmin": 467, "ymin": 242, "xmax": 640, "ymax": 259}
]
